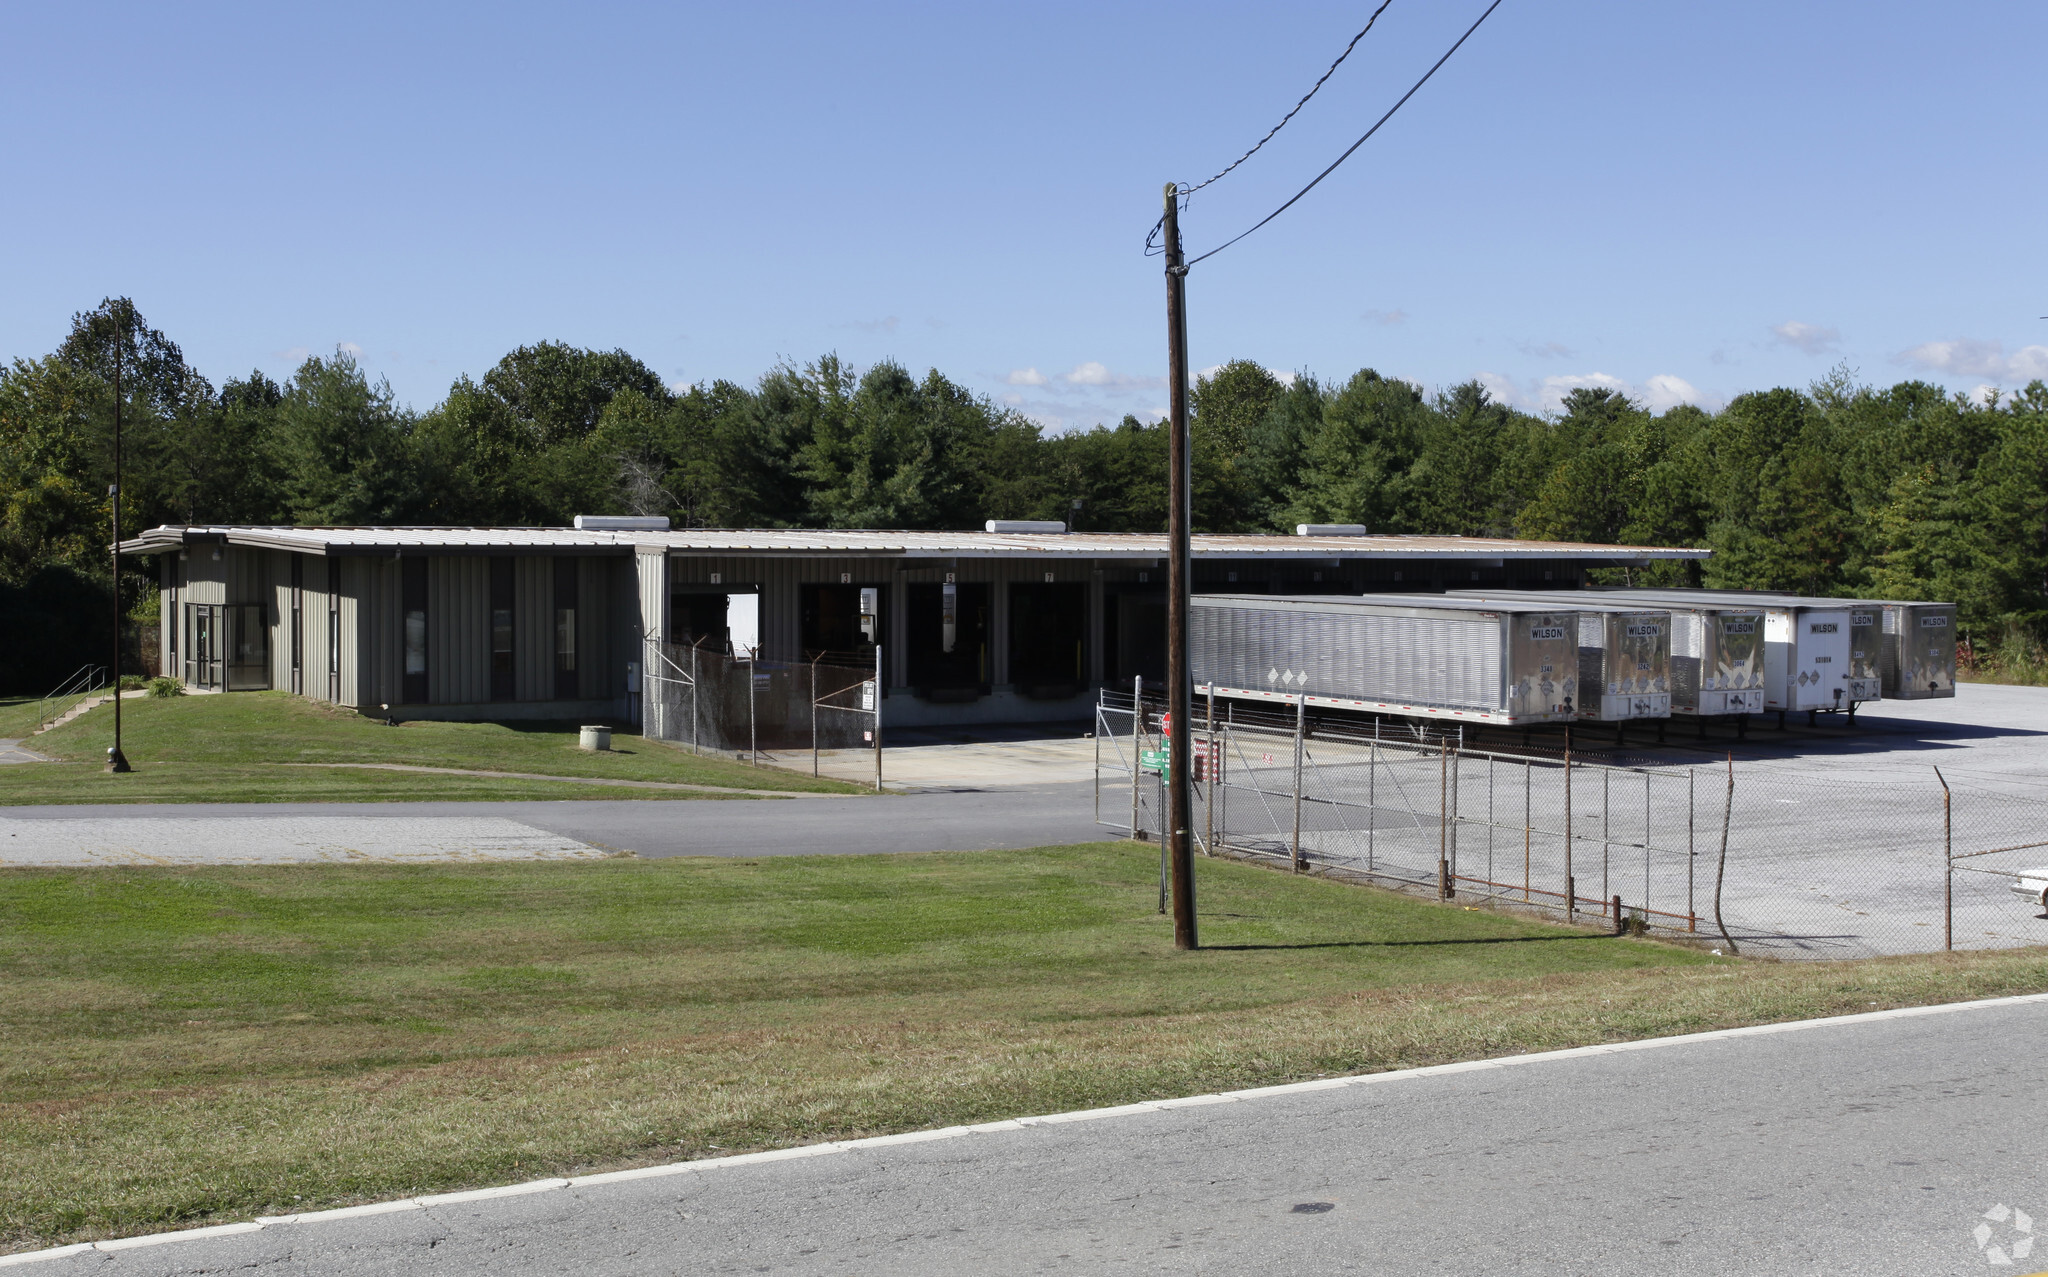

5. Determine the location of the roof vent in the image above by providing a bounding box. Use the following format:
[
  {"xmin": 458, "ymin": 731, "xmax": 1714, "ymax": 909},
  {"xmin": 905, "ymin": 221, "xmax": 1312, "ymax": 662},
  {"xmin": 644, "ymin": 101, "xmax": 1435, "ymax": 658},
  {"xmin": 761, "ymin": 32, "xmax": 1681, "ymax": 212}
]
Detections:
[
  {"xmin": 1296, "ymin": 524, "xmax": 1369, "ymax": 536},
  {"xmin": 574, "ymin": 515, "xmax": 671, "ymax": 532},
  {"xmin": 985, "ymin": 520, "xmax": 1067, "ymax": 534}
]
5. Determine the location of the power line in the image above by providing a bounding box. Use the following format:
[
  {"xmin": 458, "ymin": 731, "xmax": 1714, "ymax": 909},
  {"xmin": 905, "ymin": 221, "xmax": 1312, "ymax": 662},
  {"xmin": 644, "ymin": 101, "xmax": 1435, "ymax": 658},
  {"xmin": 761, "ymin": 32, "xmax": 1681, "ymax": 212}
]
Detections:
[
  {"xmin": 1180, "ymin": 0, "xmax": 1506, "ymax": 270},
  {"xmin": 1182, "ymin": 1, "xmax": 1396, "ymax": 200},
  {"xmin": 1146, "ymin": 2, "xmax": 1398, "ymax": 258}
]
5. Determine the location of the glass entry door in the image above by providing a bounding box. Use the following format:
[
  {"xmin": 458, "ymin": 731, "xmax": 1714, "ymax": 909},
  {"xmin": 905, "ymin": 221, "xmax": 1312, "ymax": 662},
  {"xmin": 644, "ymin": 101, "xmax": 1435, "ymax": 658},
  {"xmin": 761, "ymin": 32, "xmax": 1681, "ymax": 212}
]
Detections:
[{"xmin": 185, "ymin": 604, "xmax": 223, "ymax": 689}]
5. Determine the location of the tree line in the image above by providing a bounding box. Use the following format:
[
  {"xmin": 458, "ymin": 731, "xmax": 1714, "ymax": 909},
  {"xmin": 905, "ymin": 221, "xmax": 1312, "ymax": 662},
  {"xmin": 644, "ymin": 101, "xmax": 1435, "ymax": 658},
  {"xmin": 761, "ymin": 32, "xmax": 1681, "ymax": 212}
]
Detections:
[{"xmin": 5, "ymin": 297, "xmax": 2046, "ymax": 691}]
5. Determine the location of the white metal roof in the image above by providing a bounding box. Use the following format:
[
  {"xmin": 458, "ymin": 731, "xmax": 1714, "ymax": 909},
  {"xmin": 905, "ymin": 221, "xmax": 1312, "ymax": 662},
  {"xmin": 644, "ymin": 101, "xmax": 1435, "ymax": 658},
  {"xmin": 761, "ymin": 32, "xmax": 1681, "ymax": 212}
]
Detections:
[{"xmin": 120, "ymin": 524, "xmax": 1709, "ymax": 562}]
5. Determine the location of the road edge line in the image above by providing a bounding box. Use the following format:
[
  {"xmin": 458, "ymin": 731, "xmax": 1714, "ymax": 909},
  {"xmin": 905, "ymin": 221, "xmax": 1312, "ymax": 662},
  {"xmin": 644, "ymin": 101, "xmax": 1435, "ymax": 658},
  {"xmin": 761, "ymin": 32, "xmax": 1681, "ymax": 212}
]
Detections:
[{"xmin": 6, "ymin": 989, "xmax": 2044, "ymax": 1265}]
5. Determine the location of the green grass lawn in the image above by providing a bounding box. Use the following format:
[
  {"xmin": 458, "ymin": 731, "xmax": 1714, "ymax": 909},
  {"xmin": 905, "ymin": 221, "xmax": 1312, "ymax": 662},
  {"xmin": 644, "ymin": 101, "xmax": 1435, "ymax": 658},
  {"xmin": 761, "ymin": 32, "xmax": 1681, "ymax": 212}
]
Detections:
[
  {"xmin": 3, "ymin": 841, "xmax": 2043, "ymax": 1252},
  {"xmin": 0, "ymin": 690, "xmax": 864, "ymax": 803}
]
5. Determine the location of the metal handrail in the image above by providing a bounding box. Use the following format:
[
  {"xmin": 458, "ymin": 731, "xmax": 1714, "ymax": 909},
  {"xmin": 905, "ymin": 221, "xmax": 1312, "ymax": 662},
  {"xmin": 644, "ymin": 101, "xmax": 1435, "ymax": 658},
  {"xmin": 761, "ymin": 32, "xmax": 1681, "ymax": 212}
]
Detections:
[{"xmin": 37, "ymin": 664, "xmax": 108, "ymax": 732}]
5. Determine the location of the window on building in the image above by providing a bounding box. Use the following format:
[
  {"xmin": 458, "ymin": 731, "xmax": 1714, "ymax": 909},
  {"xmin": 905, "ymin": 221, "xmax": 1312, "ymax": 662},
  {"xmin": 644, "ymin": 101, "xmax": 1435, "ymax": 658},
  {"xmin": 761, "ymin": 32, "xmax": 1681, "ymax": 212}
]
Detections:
[
  {"xmin": 490, "ymin": 557, "xmax": 515, "ymax": 701},
  {"xmin": 554, "ymin": 558, "xmax": 578, "ymax": 700},
  {"xmin": 402, "ymin": 557, "xmax": 428, "ymax": 703}
]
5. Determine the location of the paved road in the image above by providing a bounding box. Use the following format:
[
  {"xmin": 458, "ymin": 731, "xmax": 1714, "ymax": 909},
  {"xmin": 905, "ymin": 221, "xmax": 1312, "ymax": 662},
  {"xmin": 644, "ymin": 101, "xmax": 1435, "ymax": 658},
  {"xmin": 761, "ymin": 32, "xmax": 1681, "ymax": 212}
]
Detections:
[
  {"xmin": 0, "ymin": 783, "xmax": 1111, "ymax": 862},
  {"xmin": 24, "ymin": 996, "xmax": 2047, "ymax": 1275}
]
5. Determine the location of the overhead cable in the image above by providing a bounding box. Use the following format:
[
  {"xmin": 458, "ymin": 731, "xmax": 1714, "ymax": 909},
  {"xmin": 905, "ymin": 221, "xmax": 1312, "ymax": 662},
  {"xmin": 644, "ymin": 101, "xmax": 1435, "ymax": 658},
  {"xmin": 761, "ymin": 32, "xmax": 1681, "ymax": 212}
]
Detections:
[
  {"xmin": 1180, "ymin": 0, "xmax": 1506, "ymax": 270},
  {"xmin": 1146, "ymin": 2, "xmax": 1399, "ymax": 258}
]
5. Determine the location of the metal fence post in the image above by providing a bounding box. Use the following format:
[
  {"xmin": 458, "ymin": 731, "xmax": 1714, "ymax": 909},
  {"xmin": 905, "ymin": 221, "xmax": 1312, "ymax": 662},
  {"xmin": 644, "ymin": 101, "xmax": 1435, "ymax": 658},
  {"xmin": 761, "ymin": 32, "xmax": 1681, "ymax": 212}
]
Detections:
[
  {"xmin": 1291, "ymin": 694, "xmax": 1306, "ymax": 874},
  {"xmin": 1714, "ymin": 751, "xmax": 1738, "ymax": 954},
  {"xmin": 1201, "ymin": 683, "xmax": 1217, "ymax": 855},
  {"xmin": 1368, "ymin": 718, "xmax": 1379, "ymax": 874},
  {"xmin": 1486, "ymin": 753, "xmax": 1495, "ymax": 900},
  {"xmin": 1437, "ymin": 740, "xmax": 1449, "ymax": 900},
  {"xmin": 1131, "ymin": 675, "xmax": 1142, "ymax": 840},
  {"xmin": 1602, "ymin": 767, "xmax": 1611, "ymax": 920},
  {"xmin": 747, "ymin": 646, "xmax": 758, "ymax": 766},
  {"xmin": 1564, "ymin": 728, "xmax": 1575, "ymax": 920},
  {"xmin": 1643, "ymin": 770, "xmax": 1652, "ymax": 923},
  {"xmin": 1936, "ymin": 765, "xmax": 1952, "ymax": 951},
  {"xmin": 1687, "ymin": 768, "xmax": 1696, "ymax": 932},
  {"xmin": 1523, "ymin": 758, "xmax": 1532, "ymax": 903},
  {"xmin": 1094, "ymin": 692, "xmax": 1102, "ymax": 826},
  {"xmin": 690, "ymin": 644, "xmax": 700, "ymax": 755},
  {"xmin": 873, "ymin": 643, "xmax": 883, "ymax": 793}
]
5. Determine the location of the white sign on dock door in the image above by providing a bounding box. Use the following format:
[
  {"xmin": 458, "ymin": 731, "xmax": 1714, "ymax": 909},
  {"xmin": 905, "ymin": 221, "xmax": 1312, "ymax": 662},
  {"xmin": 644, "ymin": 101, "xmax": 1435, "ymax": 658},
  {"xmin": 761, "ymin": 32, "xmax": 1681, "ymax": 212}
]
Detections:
[{"xmin": 727, "ymin": 592, "xmax": 760, "ymax": 660}]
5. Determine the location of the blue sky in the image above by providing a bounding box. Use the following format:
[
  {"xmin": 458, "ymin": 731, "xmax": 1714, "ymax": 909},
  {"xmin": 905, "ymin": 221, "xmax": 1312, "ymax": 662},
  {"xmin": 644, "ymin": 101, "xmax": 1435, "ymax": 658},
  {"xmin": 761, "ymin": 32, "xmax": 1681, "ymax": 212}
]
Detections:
[{"xmin": 3, "ymin": 1, "xmax": 2042, "ymax": 430}]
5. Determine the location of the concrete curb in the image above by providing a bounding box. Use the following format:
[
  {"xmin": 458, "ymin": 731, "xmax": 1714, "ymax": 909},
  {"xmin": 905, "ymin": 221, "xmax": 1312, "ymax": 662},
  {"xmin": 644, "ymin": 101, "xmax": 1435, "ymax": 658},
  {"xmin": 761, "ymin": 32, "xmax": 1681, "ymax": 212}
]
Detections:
[{"xmin": 5, "ymin": 990, "xmax": 2045, "ymax": 1266}]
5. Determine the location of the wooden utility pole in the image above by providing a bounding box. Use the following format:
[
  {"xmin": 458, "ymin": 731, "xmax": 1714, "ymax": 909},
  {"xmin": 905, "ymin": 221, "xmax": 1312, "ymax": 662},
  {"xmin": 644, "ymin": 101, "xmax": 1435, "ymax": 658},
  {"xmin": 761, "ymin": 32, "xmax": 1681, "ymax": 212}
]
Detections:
[
  {"xmin": 1162, "ymin": 184, "xmax": 1197, "ymax": 950},
  {"xmin": 107, "ymin": 312, "xmax": 132, "ymax": 774}
]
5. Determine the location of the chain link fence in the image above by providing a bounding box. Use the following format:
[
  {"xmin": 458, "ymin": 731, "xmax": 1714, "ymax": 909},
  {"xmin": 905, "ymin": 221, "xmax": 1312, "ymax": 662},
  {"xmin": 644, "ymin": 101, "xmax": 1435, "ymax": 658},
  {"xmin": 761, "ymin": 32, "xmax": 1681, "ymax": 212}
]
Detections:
[
  {"xmin": 1095, "ymin": 690, "xmax": 2048, "ymax": 959},
  {"xmin": 645, "ymin": 642, "xmax": 879, "ymax": 778}
]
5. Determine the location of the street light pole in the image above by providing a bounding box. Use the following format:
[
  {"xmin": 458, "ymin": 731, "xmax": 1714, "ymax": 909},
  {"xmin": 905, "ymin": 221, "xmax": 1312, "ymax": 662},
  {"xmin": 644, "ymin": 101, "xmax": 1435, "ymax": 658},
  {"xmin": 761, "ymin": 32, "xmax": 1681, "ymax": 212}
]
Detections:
[
  {"xmin": 1162, "ymin": 184, "xmax": 1196, "ymax": 950},
  {"xmin": 107, "ymin": 311, "xmax": 132, "ymax": 774}
]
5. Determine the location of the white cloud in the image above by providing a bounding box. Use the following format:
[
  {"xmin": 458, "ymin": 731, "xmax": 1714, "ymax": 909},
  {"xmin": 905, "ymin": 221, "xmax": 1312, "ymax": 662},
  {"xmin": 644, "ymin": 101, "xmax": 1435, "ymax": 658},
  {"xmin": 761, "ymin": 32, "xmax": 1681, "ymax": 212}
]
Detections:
[
  {"xmin": 272, "ymin": 345, "xmax": 310, "ymax": 364},
  {"xmin": 1518, "ymin": 340, "xmax": 1573, "ymax": 360},
  {"xmin": 1473, "ymin": 371, "xmax": 1526, "ymax": 408},
  {"xmin": 1476, "ymin": 370, "xmax": 1720, "ymax": 414},
  {"xmin": 1639, "ymin": 374, "xmax": 1704, "ymax": 413},
  {"xmin": 1537, "ymin": 371, "xmax": 1633, "ymax": 411},
  {"xmin": 338, "ymin": 341, "xmax": 365, "ymax": 358},
  {"xmin": 1270, "ymin": 369, "xmax": 1297, "ymax": 388},
  {"xmin": 1005, "ymin": 367, "xmax": 1048, "ymax": 386},
  {"xmin": 1897, "ymin": 337, "xmax": 2048, "ymax": 384},
  {"xmin": 1770, "ymin": 321, "xmax": 1841, "ymax": 356},
  {"xmin": 1362, "ymin": 308, "xmax": 1407, "ymax": 326},
  {"xmin": 1059, "ymin": 361, "xmax": 1163, "ymax": 391},
  {"xmin": 1196, "ymin": 363, "xmax": 1226, "ymax": 381},
  {"xmin": 1969, "ymin": 384, "xmax": 2001, "ymax": 407}
]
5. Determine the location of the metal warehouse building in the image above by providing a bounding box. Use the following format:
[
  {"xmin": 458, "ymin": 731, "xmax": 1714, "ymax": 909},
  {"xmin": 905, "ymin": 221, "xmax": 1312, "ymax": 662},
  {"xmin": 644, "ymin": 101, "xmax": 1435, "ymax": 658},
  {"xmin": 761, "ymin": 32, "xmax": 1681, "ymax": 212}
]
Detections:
[{"xmin": 121, "ymin": 519, "xmax": 1707, "ymax": 728}]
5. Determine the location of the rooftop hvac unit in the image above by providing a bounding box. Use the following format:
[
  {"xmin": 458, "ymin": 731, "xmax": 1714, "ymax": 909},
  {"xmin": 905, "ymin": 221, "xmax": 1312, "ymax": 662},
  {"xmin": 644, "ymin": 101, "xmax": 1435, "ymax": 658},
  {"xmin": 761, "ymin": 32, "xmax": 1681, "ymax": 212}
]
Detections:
[
  {"xmin": 1587, "ymin": 589, "xmax": 1865, "ymax": 712},
  {"xmin": 1190, "ymin": 593, "xmax": 1579, "ymax": 726},
  {"xmin": 1457, "ymin": 591, "xmax": 1757, "ymax": 716}
]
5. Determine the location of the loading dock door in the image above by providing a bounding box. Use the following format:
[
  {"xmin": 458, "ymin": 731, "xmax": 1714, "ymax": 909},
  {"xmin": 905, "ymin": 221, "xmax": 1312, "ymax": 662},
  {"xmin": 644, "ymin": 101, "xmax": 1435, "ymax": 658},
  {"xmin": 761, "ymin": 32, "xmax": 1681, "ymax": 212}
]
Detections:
[
  {"xmin": 907, "ymin": 582, "xmax": 988, "ymax": 698},
  {"xmin": 1009, "ymin": 582, "xmax": 1086, "ymax": 698},
  {"xmin": 801, "ymin": 583, "xmax": 883, "ymax": 666}
]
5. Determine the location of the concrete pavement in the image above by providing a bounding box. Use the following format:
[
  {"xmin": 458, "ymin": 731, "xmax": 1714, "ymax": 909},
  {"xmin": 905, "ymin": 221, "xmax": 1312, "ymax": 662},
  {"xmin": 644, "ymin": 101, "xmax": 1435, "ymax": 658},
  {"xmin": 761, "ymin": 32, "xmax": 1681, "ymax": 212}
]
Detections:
[
  {"xmin": 16, "ymin": 994, "xmax": 2046, "ymax": 1275},
  {"xmin": 0, "ymin": 783, "xmax": 1111, "ymax": 863}
]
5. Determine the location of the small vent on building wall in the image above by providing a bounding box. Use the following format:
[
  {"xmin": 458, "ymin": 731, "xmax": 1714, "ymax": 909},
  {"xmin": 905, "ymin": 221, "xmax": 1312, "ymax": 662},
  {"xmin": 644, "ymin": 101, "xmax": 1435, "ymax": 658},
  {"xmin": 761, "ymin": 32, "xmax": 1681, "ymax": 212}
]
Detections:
[
  {"xmin": 1295, "ymin": 524, "xmax": 1369, "ymax": 536},
  {"xmin": 985, "ymin": 520, "xmax": 1066, "ymax": 533}
]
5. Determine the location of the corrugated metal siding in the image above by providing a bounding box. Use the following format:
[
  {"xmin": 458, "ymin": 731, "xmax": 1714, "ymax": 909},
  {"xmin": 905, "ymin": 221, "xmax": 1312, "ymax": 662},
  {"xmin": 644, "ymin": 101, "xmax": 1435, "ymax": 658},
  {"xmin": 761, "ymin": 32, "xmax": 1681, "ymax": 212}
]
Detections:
[
  {"xmin": 576, "ymin": 558, "xmax": 610, "ymax": 700},
  {"xmin": 184, "ymin": 550, "xmax": 225, "ymax": 605},
  {"xmin": 159, "ymin": 556, "xmax": 176, "ymax": 674},
  {"xmin": 515, "ymin": 557, "xmax": 552, "ymax": 700},
  {"xmin": 428, "ymin": 557, "xmax": 491, "ymax": 704},
  {"xmin": 300, "ymin": 556, "xmax": 332, "ymax": 703},
  {"xmin": 1192, "ymin": 599, "xmax": 1509, "ymax": 714}
]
